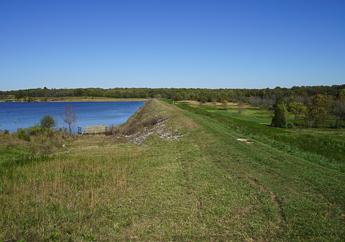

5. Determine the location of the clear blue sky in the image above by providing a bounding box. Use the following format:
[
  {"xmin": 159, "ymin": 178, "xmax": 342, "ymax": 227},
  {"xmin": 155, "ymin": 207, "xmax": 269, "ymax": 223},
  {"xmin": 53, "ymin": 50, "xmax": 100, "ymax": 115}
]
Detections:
[{"xmin": 0, "ymin": 0, "xmax": 344, "ymax": 90}]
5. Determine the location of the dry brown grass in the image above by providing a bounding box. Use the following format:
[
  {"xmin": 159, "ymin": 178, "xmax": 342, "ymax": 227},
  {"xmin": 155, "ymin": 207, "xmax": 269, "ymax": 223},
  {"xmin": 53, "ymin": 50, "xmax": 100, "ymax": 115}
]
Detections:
[
  {"xmin": 121, "ymin": 99, "xmax": 197, "ymax": 133},
  {"xmin": 0, "ymin": 131, "xmax": 69, "ymax": 156},
  {"xmin": 177, "ymin": 100, "xmax": 251, "ymax": 109},
  {"xmin": 107, "ymin": 99, "xmax": 197, "ymax": 145}
]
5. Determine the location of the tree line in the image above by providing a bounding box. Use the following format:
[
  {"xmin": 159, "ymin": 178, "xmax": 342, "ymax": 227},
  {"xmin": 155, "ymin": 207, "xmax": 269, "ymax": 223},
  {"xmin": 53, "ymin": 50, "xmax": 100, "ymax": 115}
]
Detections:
[
  {"xmin": 1, "ymin": 84, "xmax": 345, "ymax": 128},
  {"xmin": 271, "ymin": 90, "xmax": 345, "ymax": 128},
  {"xmin": 0, "ymin": 85, "xmax": 344, "ymax": 102}
]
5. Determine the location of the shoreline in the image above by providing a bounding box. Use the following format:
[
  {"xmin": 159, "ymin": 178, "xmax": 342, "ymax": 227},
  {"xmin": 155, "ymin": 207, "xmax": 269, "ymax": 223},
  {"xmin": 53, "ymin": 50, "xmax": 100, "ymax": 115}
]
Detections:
[
  {"xmin": 0, "ymin": 98, "xmax": 147, "ymax": 133},
  {"xmin": 0, "ymin": 97, "xmax": 148, "ymax": 102}
]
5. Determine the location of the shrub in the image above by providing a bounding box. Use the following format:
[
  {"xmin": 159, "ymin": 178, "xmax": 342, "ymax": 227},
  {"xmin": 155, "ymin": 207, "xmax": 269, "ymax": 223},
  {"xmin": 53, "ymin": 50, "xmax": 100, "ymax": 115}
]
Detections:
[
  {"xmin": 0, "ymin": 129, "xmax": 9, "ymax": 135},
  {"xmin": 27, "ymin": 125, "xmax": 44, "ymax": 135},
  {"xmin": 17, "ymin": 129, "xmax": 30, "ymax": 141},
  {"xmin": 288, "ymin": 101, "xmax": 307, "ymax": 120},
  {"xmin": 40, "ymin": 115, "xmax": 55, "ymax": 129}
]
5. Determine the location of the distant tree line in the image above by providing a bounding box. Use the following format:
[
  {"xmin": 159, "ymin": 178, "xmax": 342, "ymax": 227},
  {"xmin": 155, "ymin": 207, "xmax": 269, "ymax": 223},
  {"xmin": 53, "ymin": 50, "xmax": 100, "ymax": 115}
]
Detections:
[
  {"xmin": 1, "ymin": 84, "xmax": 345, "ymax": 128},
  {"xmin": 271, "ymin": 90, "xmax": 345, "ymax": 128},
  {"xmin": 1, "ymin": 85, "xmax": 344, "ymax": 102}
]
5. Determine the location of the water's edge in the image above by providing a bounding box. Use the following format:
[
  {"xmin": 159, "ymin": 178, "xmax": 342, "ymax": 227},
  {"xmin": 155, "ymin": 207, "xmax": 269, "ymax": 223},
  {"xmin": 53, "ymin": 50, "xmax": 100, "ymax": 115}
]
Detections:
[{"xmin": 0, "ymin": 101, "xmax": 145, "ymax": 132}]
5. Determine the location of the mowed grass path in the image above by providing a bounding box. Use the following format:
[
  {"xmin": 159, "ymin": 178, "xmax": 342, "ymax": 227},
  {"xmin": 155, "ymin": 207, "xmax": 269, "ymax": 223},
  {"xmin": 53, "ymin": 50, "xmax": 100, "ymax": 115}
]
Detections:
[{"xmin": 1, "ymin": 100, "xmax": 345, "ymax": 241}]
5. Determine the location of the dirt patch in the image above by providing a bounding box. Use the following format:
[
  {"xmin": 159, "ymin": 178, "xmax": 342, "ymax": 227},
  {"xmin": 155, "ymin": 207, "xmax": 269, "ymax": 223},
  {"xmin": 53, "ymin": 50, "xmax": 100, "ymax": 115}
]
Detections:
[
  {"xmin": 236, "ymin": 138, "xmax": 253, "ymax": 144},
  {"xmin": 123, "ymin": 117, "xmax": 183, "ymax": 145}
]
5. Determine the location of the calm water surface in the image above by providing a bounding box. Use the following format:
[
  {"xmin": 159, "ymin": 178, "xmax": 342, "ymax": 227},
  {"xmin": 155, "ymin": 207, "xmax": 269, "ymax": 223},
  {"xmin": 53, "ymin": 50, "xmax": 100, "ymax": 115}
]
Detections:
[{"xmin": 0, "ymin": 101, "xmax": 144, "ymax": 132}]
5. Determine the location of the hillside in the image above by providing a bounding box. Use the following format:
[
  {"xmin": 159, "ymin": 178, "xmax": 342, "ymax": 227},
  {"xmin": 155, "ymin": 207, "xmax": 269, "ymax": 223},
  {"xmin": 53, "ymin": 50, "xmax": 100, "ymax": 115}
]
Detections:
[{"xmin": 1, "ymin": 100, "xmax": 345, "ymax": 241}]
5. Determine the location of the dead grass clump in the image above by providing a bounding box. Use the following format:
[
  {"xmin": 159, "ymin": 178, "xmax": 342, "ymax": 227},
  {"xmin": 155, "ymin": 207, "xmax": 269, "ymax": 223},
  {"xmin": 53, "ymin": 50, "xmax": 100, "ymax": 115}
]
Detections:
[
  {"xmin": 28, "ymin": 132, "xmax": 69, "ymax": 154},
  {"xmin": 0, "ymin": 130, "xmax": 70, "ymax": 156},
  {"xmin": 118, "ymin": 100, "xmax": 167, "ymax": 135}
]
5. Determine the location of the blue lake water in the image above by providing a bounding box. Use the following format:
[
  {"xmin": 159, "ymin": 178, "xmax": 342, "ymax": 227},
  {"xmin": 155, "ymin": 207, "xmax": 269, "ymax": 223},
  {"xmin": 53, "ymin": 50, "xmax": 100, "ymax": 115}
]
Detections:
[{"xmin": 0, "ymin": 101, "xmax": 144, "ymax": 132}]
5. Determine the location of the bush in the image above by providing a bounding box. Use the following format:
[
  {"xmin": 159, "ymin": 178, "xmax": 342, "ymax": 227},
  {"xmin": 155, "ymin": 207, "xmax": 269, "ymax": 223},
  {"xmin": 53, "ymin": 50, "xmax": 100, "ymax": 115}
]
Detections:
[
  {"xmin": 27, "ymin": 125, "xmax": 45, "ymax": 136},
  {"xmin": 17, "ymin": 129, "xmax": 30, "ymax": 141},
  {"xmin": 0, "ymin": 129, "xmax": 9, "ymax": 135},
  {"xmin": 40, "ymin": 115, "xmax": 55, "ymax": 129},
  {"xmin": 16, "ymin": 125, "xmax": 45, "ymax": 141}
]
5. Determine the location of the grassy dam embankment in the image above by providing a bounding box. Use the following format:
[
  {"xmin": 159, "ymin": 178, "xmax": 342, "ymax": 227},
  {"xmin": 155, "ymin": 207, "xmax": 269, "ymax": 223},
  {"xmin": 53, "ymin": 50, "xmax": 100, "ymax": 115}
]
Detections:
[{"xmin": 1, "ymin": 99, "xmax": 345, "ymax": 241}]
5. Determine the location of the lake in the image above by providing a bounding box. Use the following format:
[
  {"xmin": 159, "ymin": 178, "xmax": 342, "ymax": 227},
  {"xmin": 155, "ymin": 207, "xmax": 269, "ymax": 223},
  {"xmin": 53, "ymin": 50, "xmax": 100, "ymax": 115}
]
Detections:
[{"xmin": 0, "ymin": 101, "xmax": 144, "ymax": 132}]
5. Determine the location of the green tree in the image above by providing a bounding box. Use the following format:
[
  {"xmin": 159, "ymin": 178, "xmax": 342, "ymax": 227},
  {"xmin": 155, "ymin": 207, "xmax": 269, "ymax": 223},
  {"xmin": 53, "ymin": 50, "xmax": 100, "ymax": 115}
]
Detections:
[
  {"xmin": 307, "ymin": 94, "xmax": 329, "ymax": 127},
  {"xmin": 339, "ymin": 89, "xmax": 345, "ymax": 99},
  {"xmin": 333, "ymin": 89, "xmax": 345, "ymax": 127},
  {"xmin": 198, "ymin": 95, "xmax": 208, "ymax": 104},
  {"xmin": 271, "ymin": 100, "xmax": 288, "ymax": 128},
  {"xmin": 333, "ymin": 100, "xmax": 345, "ymax": 127},
  {"xmin": 288, "ymin": 101, "xmax": 307, "ymax": 120}
]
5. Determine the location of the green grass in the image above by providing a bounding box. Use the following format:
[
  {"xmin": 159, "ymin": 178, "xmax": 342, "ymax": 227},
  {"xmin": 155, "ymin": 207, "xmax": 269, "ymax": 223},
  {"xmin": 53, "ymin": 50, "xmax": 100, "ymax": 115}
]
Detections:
[
  {"xmin": 190, "ymin": 103, "xmax": 345, "ymax": 164},
  {"xmin": 1, "ymin": 100, "xmax": 344, "ymax": 241}
]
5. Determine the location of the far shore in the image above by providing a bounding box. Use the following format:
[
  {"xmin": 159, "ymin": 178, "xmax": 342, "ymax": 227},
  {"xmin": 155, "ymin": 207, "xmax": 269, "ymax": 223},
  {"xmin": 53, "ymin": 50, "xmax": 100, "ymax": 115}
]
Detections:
[{"xmin": 0, "ymin": 96, "xmax": 148, "ymax": 102}]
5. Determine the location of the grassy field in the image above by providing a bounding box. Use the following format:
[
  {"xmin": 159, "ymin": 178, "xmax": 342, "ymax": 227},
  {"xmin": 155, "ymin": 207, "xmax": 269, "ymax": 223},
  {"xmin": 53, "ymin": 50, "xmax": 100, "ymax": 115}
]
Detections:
[
  {"xmin": 180, "ymin": 102, "xmax": 345, "ymax": 165},
  {"xmin": 1, "ymin": 100, "xmax": 344, "ymax": 241}
]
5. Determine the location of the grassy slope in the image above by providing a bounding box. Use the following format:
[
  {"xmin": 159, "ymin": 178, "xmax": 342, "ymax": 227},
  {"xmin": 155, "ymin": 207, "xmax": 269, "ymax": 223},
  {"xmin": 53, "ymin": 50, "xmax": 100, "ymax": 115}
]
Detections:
[
  {"xmin": 177, "ymin": 103, "xmax": 345, "ymax": 240},
  {"xmin": 192, "ymin": 103, "xmax": 345, "ymax": 164},
  {"xmin": 1, "ymin": 100, "xmax": 344, "ymax": 241}
]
